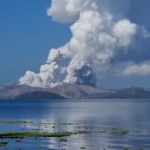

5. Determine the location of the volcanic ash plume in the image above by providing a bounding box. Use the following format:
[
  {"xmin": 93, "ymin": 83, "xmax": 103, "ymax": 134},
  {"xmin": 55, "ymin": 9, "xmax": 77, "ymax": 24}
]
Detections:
[
  {"xmin": 19, "ymin": 49, "xmax": 65, "ymax": 87},
  {"xmin": 64, "ymin": 59, "xmax": 96, "ymax": 86},
  {"xmin": 19, "ymin": 0, "xmax": 149, "ymax": 88}
]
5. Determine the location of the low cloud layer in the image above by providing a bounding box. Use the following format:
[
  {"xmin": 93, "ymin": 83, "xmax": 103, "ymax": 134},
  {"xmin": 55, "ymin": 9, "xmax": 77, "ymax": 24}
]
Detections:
[
  {"xmin": 122, "ymin": 61, "xmax": 150, "ymax": 76},
  {"xmin": 19, "ymin": 0, "xmax": 150, "ymax": 88}
]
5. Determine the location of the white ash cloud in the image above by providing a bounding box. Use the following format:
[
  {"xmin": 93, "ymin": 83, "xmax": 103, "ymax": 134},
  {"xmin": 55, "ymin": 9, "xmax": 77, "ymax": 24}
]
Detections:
[
  {"xmin": 19, "ymin": 49, "xmax": 66, "ymax": 87},
  {"xmin": 122, "ymin": 61, "xmax": 150, "ymax": 76},
  {"xmin": 19, "ymin": 0, "xmax": 149, "ymax": 88}
]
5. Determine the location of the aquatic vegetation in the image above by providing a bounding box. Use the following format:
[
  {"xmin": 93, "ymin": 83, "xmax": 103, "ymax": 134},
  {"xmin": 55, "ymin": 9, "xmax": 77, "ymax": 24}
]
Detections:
[
  {"xmin": 58, "ymin": 123, "xmax": 74, "ymax": 125},
  {"xmin": 60, "ymin": 138, "xmax": 68, "ymax": 142},
  {"xmin": 99, "ymin": 130, "xmax": 107, "ymax": 133},
  {"xmin": 120, "ymin": 130, "xmax": 130, "ymax": 134},
  {"xmin": 0, "ymin": 142, "xmax": 8, "ymax": 146},
  {"xmin": 0, "ymin": 120, "xmax": 147, "ymax": 150},
  {"xmin": 0, "ymin": 131, "xmax": 89, "ymax": 138},
  {"xmin": 109, "ymin": 128, "xmax": 117, "ymax": 131},
  {"xmin": 0, "ymin": 120, "xmax": 33, "ymax": 124},
  {"xmin": 138, "ymin": 148, "xmax": 143, "ymax": 150},
  {"xmin": 98, "ymin": 129, "xmax": 131, "ymax": 134}
]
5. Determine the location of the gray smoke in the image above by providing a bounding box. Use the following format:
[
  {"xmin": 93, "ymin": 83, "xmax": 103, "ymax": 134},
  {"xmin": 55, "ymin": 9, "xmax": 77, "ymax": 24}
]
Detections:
[
  {"xmin": 19, "ymin": 0, "xmax": 149, "ymax": 87},
  {"xmin": 64, "ymin": 59, "xmax": 96, "ymax": 86}
]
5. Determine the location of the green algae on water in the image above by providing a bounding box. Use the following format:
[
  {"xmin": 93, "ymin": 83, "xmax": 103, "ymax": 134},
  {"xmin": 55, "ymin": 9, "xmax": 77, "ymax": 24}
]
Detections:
[
  {"xmin": 99, "ymin": 130, "xmax": 107, "ymax": 133},
  {"xmin": 0, "ymin": 131, "xmax": 89, "ymax": 138},
  {"xmin": 0, "ymin": 142, "xmax": 8, "ymax": 146},
  {"xmin": 0, "ymin": 120, "xmax": 34, "ymax": 124},
  {"xmin": 120, "ymin": 130, "xmax": 130, "ymax": 134}
]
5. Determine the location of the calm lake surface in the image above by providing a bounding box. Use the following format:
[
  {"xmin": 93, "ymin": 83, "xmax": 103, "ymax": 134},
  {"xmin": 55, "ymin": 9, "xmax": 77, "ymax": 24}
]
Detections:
[{"xmin": 0, "ymin": 99, "xmax": 150, "ymax": 150}]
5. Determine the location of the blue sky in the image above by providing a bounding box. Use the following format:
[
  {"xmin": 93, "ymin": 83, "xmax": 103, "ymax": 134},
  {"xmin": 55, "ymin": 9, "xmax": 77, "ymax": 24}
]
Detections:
[
  {"xmin": 1, "ymin": 0, "xmax": 150, "ymax": 88},
  {"xmin": 0, "ymin": 0, "xmax": 71, "ymax": 84}
]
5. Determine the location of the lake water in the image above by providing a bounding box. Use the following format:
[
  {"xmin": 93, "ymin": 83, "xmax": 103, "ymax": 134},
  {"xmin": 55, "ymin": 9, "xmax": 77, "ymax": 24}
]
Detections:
[{"xmin": 0, "ymin": 99, "xmax": 150, "ymax": 150}]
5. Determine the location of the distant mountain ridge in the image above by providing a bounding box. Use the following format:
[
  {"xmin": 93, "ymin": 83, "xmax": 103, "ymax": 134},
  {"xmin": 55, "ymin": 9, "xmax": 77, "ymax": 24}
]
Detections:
[{"xmin": 0, "ymin": 83, "xmax": 150, "ymax": 99}]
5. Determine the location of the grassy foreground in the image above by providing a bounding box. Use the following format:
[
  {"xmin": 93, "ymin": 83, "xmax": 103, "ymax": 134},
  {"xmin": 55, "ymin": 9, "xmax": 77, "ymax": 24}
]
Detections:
[{"xmin": 0, "ymin": 131, "xmax": 89, "ymax": 139}]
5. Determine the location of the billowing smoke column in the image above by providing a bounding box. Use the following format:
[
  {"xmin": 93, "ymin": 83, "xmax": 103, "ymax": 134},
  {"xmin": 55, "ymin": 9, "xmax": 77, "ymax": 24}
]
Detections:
[
  {"xmin": 19, "ymin": 49, "xmax": 65, "ymax": 87},
  {"xmin": 64, "ymin": 59, "xmax": 96, "ymax": 86},
  {"xmin": 19, "ymin": 0, "xmax": 149, "ymax": 88}
]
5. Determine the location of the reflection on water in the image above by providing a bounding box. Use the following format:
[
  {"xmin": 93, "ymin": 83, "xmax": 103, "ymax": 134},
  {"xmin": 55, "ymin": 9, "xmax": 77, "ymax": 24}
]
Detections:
[{"xmin": 0, "ymin": 99, "xmax": 150, "ymax": 149}]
